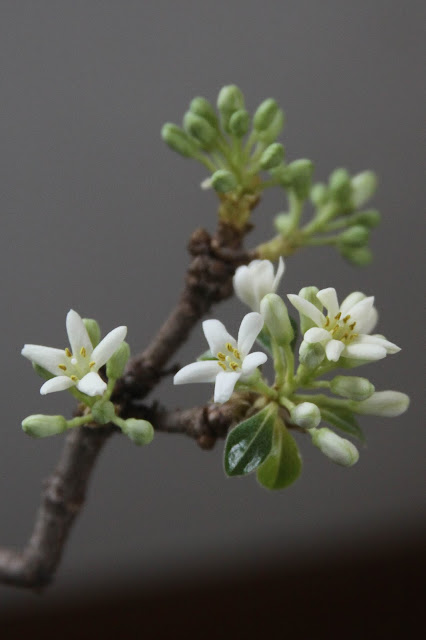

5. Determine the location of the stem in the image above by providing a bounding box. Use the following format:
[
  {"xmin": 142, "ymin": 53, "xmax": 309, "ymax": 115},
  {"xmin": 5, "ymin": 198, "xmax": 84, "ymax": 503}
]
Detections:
[
  {"xmin": 283, "ymin": 344, "xmax": 295, "ymax": 391},
  {"xmin": 66, "ymin": 414, "xmax": 94, "ymax": 429}
]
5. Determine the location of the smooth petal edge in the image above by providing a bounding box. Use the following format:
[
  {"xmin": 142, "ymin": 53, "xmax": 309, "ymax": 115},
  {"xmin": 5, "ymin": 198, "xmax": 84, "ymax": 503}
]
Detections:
[
  {"xmin": 76, "ymin": 372, "xmax": 107, "ymax": 396},
  {"xmin": 203, "ymin": 319, "xmax": 236, "ymax": 355},
  {"xmin": 174, "ymin": 361, "xmax": 220, "ymax": 385},
  {"xmin": 287, "ymin": 294, "xmax": 325, "ymax": 327},
  {"xmin": 40, "ymin": 376, "xmax": 75, "ymax": 395},
  {"xmin": 237, "ymin": 312, "xmax": 264, "ymax": 356},
  {"xmin": 91, "ymin": 326, "xmax": 127, "ymax": 368},
  {"xmin": 21, "ymin": 345, "xmax": 67, "ymax": 376},
  {"xmin": 213, "ymin": 371, "xmax": 241, "ymax": 403},
  {"xmin": 241, "ymin": 351, "xmax": 268, "ymax": 376}
]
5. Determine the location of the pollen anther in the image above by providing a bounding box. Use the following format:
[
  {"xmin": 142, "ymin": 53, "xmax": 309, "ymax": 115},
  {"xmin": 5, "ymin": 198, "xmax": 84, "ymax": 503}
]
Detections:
[
  {"xmin": 218, "ymin": 362, "xmax": 227, "ymax": 371},
  {"xmin": 65, "ymin": 348, "xmax": 72, "ymax": 357},
  {"xmin": 324, "ymin": 317, "xmax": 330, "ymax": 327},
  {"xmin": 226, "ymin": 342, "xmax": 234, "ymax": 353},
  {"xmin": 230, "ymin": 362, "xmax": 239, "ymax": 371},
  {"xmin": 349, "ymin": 322, "xmax": 356, "ymax": 330},
  {"xmin": 71, "ymin": 375, "xmax": 78, "ymax": 382},
  {"xmin": 80, "ymin": 347, "xmax": 86, "ymax": 357},
  {"xmin": 217, "ymin": 352, "xmax": 226, "ymax": 361},
  {"xmin": 334, "ymin": 312, "xmax": 342, "ymax": 320},
  {"xmin": 343, "ymin": 315, "xmax": 350, "ymax": 324},
  {"xmin": 89, "ymin": 361, "xmax": 96, "ymax": 368},
  {"xmin": 58, "ymin": 364, "xmax": 67, "ymax": 371}
]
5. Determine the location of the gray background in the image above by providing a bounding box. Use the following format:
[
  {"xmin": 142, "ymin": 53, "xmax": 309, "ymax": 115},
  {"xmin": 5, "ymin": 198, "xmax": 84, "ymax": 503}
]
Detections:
[{"xmin": 0, "ymin": 1, "xmax": 424, "ymax": 609}]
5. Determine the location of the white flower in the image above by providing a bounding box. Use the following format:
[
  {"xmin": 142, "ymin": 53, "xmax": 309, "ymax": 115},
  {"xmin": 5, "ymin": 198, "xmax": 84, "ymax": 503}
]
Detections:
[
  {"xmin": 288, "ymin": 288, "xmax": 400, "ymax": 362},
  {"xmin": 22, "ymin": 310, "xmax": 127, "ymax": 397},
  {"xmin": 233, "ymin": 258, "xmax": 285, "ymax": 312},
  {"xmin": 174, "ymin": 312, "xmax": 267, "ymax": 403},
  {"xmin": 352, "ymin": 391, "xmax": 410, "ymax": 417}
]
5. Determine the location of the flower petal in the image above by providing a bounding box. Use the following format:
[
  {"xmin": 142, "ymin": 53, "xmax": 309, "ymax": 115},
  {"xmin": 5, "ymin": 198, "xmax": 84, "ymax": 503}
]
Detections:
[
  {"xmin": 66, "ymin": 310, "xmax": 93, "ymax": 356},
  {"xmin": 21, "ymin": 345, "xmax": 67, "ymax": 376},
  {"xmin": 241, "ymin": 351, "xmax": 268, "ymax": 377},
  {"xmin": 213, "ymin": 371, "xmax": 241, "ymax": 403},
  {"xmin": 272, "ymin": 257, "xmax": 285, "ymax": 292},
  {"xmin": 325, "ymin": 339, "xmax": 345, "ymax": 362},
  {"xmin": 237, "ymin": 312, "xmax": 264, "ymax": 356},
  {"xmin": 287, "ymin": 294, "xmax": 325, "ymax": 327},
  {"xmin": 76, "ymin": 372, "xmax": 107, "ymax": 396},
  {"xmin": 40, "ymin": 376, "xmax": 75, "ymax": 395},
  {"xmin": 339, "ymin": 292, "xmax": 366, "ymax": 316},
  {"xmin": 353, "ymin": 334, "xmax": 400, "ymax": 354},
  {"xmin": 203, "ymin": 319, "xmax": 236, "ymax": 355},
  {"xmin": 304, "ymin": 327, "xmax": 331, "ymax": 344},
  {"xmin": 361, "ymin": 307, "xmax": 379, "ymax": 335},
  {"xmin": 343, "ymin": 342, "xmax": 387, "ymax": 361},
  {"xmin": 233, "ymin": 265, "xmax": 259, "ymax": 310},
  {"xmin": 317, "ymin": 288, "xmax": 339, "ymax": 318},
  {"xmin": 91, "ymin": 326, "xmax": 127, "ymax": 368},
  {"xmin": 174, "ymin": 361, "xmax": 220, "ymax": 385},
  {"xmin": 346, "ymin": 297, "xmax": 375, "ymax": 332}
]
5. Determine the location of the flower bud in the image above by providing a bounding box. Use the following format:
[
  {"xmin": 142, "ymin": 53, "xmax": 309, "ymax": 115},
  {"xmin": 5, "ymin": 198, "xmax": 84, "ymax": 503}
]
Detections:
[
  {"xmin": 312, "ymin": 428, "xmax": 359, "ymax": 466},
  {"xmin": 22, "ymin": 414, "xmax": 68, "ymax": 438},
  {"xmin": 330, "ymin": 375, "xmax": 375, "ymax": 401},
  {"xmin": 189, "ymin": 97, "xmax": 219, "ymax": 128},
  {"xmin": 253, "ymin": 98, "xmax": 279, "ymax": 131},
  {"xmin": 121, "ymin": 418, "xmax": 154, "ymax": 446},
  {"xmin": 274, "ymin": 213, "xmax": 293, "ymax": 235},
  {"xmin": 297, "ymin": 286, "xmax": 322, "ymax": 333},
  {"xmin": 339, "ymin": 225, "xmax": 370, "ymax": 247},
  {"xmin": 92, "ymin": 400, "xmax": 116, "ymax": 425},
  {"xmin": 83, "ymin": 318, "xmax": 101, "ymax": 348},
  {"xmin": 161, "ymin": 123, "xmax": 198, "ymax": 157},
  {"xmin": 310, "ymin": 183, "xmax": 329, "ymax": 207},
  {"xmin": 183, "ymin": 112, "xmax": 217, "ymax": 149},
  {"xmin": 352, "ymin": 391, "xmax": 410, "ymax": 417},
  {"xmin": 260, "ymin": 293, "xmax": 294, "ymax": 346},
  {"xmin": 229, "ymin": 109, "xmax": 250, "ymax": 137},
  {"xmin": 351, "ymin": 171, "xmax": 377, "ymax": 208},
  {"xmin": 217, "ymin": 85, "xmax": 244, "ymax": 131},
  {"xmin": 211, "ymin": 169, "xmax": 238, "ymax": 193},
  {"xmin": 288, "ymin": 159, "xmax": 314, "ymax": 200},
  {"xmin": 291, "ymin": 402, "xmax": 321, "ymax": 429},
  {"xmin": 329, "ymin": 168, "xmax": 352, "ymax": 204},
  {"xmin": 299, "ymin": 341, "xmax": 325, "ymax": 369},
  {"xmin": 106, "ymin": 342, "xmax": 131, "ymax": 380},
  {"xmin": 260, "ymin": 143, "xmax": 285, "ymax": 170},
  {"xmin": 348, "ymin": 209, "xmax": 381, "ymax": 229},
  {"xmin": 258, "ymin": 108, "xmax": 285, "ymax": 144},
  {"xmin": 339, "ymin": 245, "xmax": 373, "ymax": 267}
]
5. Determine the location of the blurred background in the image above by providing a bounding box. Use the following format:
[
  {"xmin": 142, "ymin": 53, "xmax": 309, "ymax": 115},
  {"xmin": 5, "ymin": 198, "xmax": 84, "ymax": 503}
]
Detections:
[{"xmin": 1, "ymin": 1, "xmax": 424, "ymax": 636}]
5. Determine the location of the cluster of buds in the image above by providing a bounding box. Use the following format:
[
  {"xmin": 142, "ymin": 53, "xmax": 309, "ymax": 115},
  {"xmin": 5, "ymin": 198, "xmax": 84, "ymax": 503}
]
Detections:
[{"xmin": 174, "ymin": 258, "xmax": 409, "ymax": 489}]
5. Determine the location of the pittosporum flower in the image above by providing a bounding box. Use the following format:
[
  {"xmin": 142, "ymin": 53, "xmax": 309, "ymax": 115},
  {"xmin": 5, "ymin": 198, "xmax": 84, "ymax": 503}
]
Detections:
[
  {"xmin": 174, "ymin": 312, "xmax": 267, "ymax": 403},
  {"xmin": 288, "ymin": 288, "xmax": 400, "ymax": 362},
  {"xmin": 233, "ymin": 258, "xmax": 285, "ymax": 312},
  {"xmin": 22, "ymin": 310, "xmax": 127, "ymax": 397}
]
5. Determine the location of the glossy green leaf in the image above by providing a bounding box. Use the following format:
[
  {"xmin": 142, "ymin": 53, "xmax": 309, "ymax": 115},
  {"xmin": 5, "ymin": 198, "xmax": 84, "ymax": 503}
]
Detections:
[
  {"xmin": 256, "ymin": 417, "xmax": 302, "ymax": 489},
  {"xmin": 224, "ymin": 404, "xmax": 277, "ymax": 476},
  {"xmin": 320, "ymin": 407, "xmax": 365, "ymax": 443}
]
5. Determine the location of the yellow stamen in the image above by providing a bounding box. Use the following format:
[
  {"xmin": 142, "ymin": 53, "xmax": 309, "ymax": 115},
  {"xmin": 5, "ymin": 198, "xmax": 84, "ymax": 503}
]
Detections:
[
  {"xmin": 217, "ymin": 352, "xmax": 226, "ymax": 361},
  {"xmin": 324, "ymin": 317, "xmax": 330, "ymax": 327},
  {"xmin": 349, "ymin": 322, "xmax": 356, "ymax": 330},
  {"xmin": 218, "ymin": 362, "xmax": 226, "ymax": 371},
  {"xmin": 230, "ymin": 362, "xmax": 239, "ymax": 371},
  {"xmin": 343, "ymin": 315, "xmax": 350, "ymax": 324},
  {"xmin": 65, "ymin": 348, "xmax": 72, "ymax": 357},
  {"xmin": 89, "ymin": 361, "xmax": 96, "ymax": 368},
  {"xmin": 343, "ymin": 333, "xmax": 348, "ymax": 340},
  {"xmin": 58, "ymin": 364, "xmax": 67, "ymax": 371},
  {"xmin": 71, "ymin": 375, "xmax": 78, "ymax": 381},
  {"xmin": 334, "ymin": 312, "xmax": 342, "ymax": 320},
  {"xmin": 80, "ymin": 347, "xmax": 86, "ymax": 357},
  {"xmin": 233, "ymin": 350, "xmax": 241, "ymax": 360},
  {"xmin": 226, "ymin": 342, "xmax": 234, "ymax": 353},
  {"xmin": 332, "ymin": 325, "xmax": 339, "ymax": 335}
]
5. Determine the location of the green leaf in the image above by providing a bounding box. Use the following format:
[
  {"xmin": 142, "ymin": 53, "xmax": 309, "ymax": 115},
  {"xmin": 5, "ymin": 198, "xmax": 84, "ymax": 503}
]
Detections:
[
  {"xmin": 256, "ymin": 417, "xmax": 302, "ymax": 490},
  {"xmin": 320, "ymin": 407, "xmax": 365, "ymax": 443},
  {"xmin": 256, "ymin": 328, "xmax": 272, "ymax": 354},
  {"xmin": 224, "ymin": 404, "xmax": 277, "ymax": 476}
]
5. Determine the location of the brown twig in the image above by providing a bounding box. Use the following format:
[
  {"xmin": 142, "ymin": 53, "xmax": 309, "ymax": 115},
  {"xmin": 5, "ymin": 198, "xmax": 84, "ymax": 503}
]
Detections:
[{"xmin": 0, "ymin": 218, "xmax": 258, "ymax": 589}]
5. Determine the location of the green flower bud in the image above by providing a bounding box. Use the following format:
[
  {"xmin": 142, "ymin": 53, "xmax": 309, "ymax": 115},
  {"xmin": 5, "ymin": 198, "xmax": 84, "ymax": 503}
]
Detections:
[
  {"xmin": 352, "ymin": 391, "xmax": 410, "ymax": 417},
  {"xmin": 106, "ymin": 342, "xmax": 131, "ymax": 380},
  {"xmin": 257, "ymin": 108, "xmax": 285, "ymax": 144},
  {"xmin": 83, "ymin": 318, "xmax": 101, "ymax": 348},
  {"xmin": 348, "ymin": 209, "xmax": 381, "ymax": 229},
  {"xmin": 274, "ymin": 212, "xmax": 294, "ymax": 235},
  {"xmin": 260, "ymin": 293, "xmax": 294, "ymax": 346},
  {"xmin": 260, "ymin": 143, "xmax": 285, "ymax": 170},
  {"xmin": 183, "ymin": 111, "xmax": 217, "ymax": 149},
  {"xmin": 291, "ymin": 402, "xmax": 321, "ymax": 429},
  {"xmin": 339, "ymin": 225, "xmax": 370, "ymax": 247},
  {"xmin": 253, "ymin": 98, "xmax": 279, "ymax": 131},
  {"xmin": 298, "ymin": 286, "xmax": 322, "ymax": 333},
  {"xmin": 310, "ymin": 183, "xmax": 329, "ymax": 207},
  {"xmin": 311, "ymin": 428, "xmax": 359, "ymax": 467},
  {"xmin": 329, "ymin": 168, "xmax": 352, "ymax": 204},
  {"xmin": 161, "ymin": 123, "xmax": 198, "ymax": 157},
  {"xmin": 217, "ymin": 85, "xmax": 244, "ymax": 131},
  {"xmin": 211, "ymin": 169, "xmax": 238, "ymax": 193},
  {"xmin": 92, "ymin": 400, "xmax": 116, "ymax": 425},
  {"xmin": 339, "ymin": 245, "xmax": 373, "ymax": 267},
  {"xmin": 189, "ymin": 97, "xmax": 219, "ymax": 128},
  {"xmin": 299, "ymin": 341, "xmax": 325, "ymax": 369},
  {"xmin": 121, "ymin": 418, "xmax": 154, "ymax": 446},
  {"xmin": 288, "ymin": 159, "xmax": 314, "ymax": 200},
  {"xmin": 22, "ymin": 414, "xmax": 68, "ymax": 438},
  {"xmin": 229, "ymin": 109, "xmax": 250, "ymax": 137},
  {"xmin": 330, "ymin": 375, "xmax": 375, "ymax": 401},
  {"xmin": 351, "ymin": 171, "xmax": 377, "ymax": 208}
]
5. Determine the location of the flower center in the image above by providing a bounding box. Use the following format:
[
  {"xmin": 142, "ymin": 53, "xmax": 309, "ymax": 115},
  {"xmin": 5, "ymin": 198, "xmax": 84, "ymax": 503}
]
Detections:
[
  {"xmin": 216, "ymin": 342, "xmax": 242, "ymax": 372},
  {"xmin": 323, "ymin": 312, "xmax": 359, "ymax": 343},
  {"xmin": 57, "ymin": 346, "xmax": 96, "ymax": 380}
]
